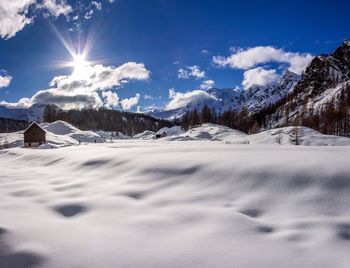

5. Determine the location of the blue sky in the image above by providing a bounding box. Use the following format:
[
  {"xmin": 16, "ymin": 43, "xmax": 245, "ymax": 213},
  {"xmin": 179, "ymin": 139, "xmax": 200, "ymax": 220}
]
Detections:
[{"xmin": 0, "ymin": 0, "xmax": 349, "ymax": 112}]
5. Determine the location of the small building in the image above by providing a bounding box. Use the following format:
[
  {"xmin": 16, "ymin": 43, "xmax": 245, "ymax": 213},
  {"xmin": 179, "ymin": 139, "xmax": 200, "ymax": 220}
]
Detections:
[
  {"xmin": 155, "ymin": 131, "xmax": 168, "ymax": 139},
  {"xmin": 23, "ymin": 122, "xmax": 46, "ymax": 147}
]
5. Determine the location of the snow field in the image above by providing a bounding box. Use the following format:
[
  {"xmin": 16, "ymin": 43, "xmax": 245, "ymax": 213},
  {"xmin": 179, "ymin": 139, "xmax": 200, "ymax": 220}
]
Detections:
[{"xmin": 0, "ymin": 142, "xmax": 350, "ymax": 267}]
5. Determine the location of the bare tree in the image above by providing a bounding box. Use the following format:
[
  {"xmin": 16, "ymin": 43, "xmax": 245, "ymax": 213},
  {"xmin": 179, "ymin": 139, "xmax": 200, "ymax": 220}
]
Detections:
[
  {"xmin": 289, "ymin": 126, "xmax": 304, "ymax": 145},
  {"xmin": 274, "ymin": 130, "xmax": 283, "ymax": 145}
]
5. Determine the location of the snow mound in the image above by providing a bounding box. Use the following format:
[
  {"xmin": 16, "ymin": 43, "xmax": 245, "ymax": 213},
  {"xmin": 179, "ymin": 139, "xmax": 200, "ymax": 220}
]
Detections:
[
  {"xmin": 38, "ymin": 143, "xmax": 58, "ymax": 149},
  {"xmin": 42, "ymin": 120, "xmax": 81, "ymax": 135},
  {"xmin": 133, "ymin": 130, "xmax": 156, "ymax": 140},
  {"xmin": 42, "ymin": 120, "xmax": 103, "ymax": 143},
  {"xmin": 96, "ymin": 130, "xmax": 130, "ymax": 140},
  {"xmin": 156, "ymin": 126, "xmax": 183, "ymax": 136},
  {"xmin": 166, "ymin": 123, "xmax": 247, "ymax": 141},
  {"xmin": 238, "ymin": 126, "xmax": 350, "ymax": 146}
]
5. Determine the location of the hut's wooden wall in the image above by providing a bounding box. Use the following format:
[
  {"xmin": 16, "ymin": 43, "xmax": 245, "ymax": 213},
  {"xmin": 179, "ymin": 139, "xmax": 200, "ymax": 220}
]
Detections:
[{"xmin": 24, "ymin": 124, "xmax": 46, "ymax": 144}]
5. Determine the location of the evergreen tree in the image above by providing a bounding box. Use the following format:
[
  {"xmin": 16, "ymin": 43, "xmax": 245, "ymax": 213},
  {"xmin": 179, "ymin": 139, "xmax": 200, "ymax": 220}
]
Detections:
[
  {"xmin": 200, "ymin": 105, "xmax": 213, "ymax": 124},
  {"xmin": 190, "ymin": 109, "xmax": 199, "ymax": 127}
]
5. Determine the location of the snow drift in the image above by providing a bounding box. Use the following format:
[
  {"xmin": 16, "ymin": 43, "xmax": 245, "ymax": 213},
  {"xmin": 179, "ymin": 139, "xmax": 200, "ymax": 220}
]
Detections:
[{"xmin": 0, "ymin": 142, "xmax": 349, "ymax": 267}]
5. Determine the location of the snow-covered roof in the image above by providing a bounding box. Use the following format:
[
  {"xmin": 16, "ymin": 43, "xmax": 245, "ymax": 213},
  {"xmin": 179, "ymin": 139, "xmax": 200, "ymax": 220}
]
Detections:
[{"xmin": 23, "ymin": 121, "xmax": 45, "ymax": 134}]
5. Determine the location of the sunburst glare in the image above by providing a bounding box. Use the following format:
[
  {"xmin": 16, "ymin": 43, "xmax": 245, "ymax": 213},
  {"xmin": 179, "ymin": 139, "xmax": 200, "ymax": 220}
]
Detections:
[{"xmin": 69, "ymin": 53, "xmax": 90, "ymax": 78}]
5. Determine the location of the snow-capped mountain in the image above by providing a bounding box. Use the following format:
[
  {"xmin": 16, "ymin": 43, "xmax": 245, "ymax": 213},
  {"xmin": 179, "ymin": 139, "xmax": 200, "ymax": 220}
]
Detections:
[
  {"xmin": 259, "ymin": 40, "xmax": 350, "ymax": 127},
  {"xmin": 149, "ymin": 70, "xmax": 301, "ymax": 120},
  {"xmin": 238, "ymin": 70, "xmax": 300, "ymax": 113},
  {"xmin": 0, "ymin": 104, "xmax": 46, "ymax": 122}
]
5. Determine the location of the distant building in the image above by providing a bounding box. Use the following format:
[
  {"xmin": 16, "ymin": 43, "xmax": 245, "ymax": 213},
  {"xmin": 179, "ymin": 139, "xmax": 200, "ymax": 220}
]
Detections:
[
  {"xmin": 23, "ymin": 122, "xmax": 46, "ymax": 147},
  {"xmin": 155, "ymin": 131, "xmax": 168, "ymax": 139}
]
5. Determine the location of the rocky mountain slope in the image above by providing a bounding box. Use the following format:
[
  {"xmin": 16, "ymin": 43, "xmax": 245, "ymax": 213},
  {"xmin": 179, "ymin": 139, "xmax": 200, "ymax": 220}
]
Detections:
[{"xmin": 256, "ymin": 40, "xmax": 350, "ymax": 129}]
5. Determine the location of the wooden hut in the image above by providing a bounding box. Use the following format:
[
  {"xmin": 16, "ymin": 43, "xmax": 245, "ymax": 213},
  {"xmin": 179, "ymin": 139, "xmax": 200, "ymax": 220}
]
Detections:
[
  {"xmin": 155, "ymin": 131, "xmax": 168, "ymax": 139},
  {"xmin": 23, "ymin": 122, "xmax": 46, "ymax": 147}
]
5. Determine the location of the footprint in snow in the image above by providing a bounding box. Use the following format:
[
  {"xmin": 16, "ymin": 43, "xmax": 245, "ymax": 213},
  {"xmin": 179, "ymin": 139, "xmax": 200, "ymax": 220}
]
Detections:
[
  {"xmin": 337, "ymin": 223, "xmax": 350, "ymax": 241},
  {"xmin": 53, "ymin": 204, "xmax": 87, "ymax": 218},
  {"xmin": 239, "ymin": 208, "xmax": 262, "ymax": 218}
]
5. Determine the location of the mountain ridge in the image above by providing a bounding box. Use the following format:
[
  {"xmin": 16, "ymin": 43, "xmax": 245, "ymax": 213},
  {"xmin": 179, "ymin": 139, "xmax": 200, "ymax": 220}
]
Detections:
[{"xmin": 149, "ymin": 69, "xmax": 301, "ymax": 120}]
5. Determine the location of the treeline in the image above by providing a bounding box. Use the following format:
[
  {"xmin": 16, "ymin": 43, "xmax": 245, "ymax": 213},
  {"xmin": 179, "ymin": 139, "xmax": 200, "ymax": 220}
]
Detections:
[
  {"xmin": 180, "ymin": 105, "xmax": 259, "ymax": 134},
  {"xmin": 43, "ymin": 105, "xmax": 173, "ymax": 136},
  {"xmin": 0, "ymin": 117, "xmax": 29, "ymax": 133},
  {"xmin": 254, "ymin": 82, "xmax": 350, "ymax": 137}
]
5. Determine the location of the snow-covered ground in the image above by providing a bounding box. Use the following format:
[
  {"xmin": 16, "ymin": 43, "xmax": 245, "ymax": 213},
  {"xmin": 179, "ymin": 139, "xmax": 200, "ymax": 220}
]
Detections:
[
  {"xmin": 2, "ymin": 122, "xmax": 350, "ymax": 148},
  {"xmin": 0, "ymin": 141, "xmax": 350, "ymax": 268},
  {"xmin": 161, "ymin": 123, "xmax": 350, "ymax": 146}
]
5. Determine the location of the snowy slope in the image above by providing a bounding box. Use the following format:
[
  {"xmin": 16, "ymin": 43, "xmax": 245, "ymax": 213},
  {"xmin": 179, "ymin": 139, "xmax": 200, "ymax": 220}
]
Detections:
[
  {"xmin": 165, "ymin": 123, "xmax": 247, "ymax": 142},
  {"xmin": 0, "ymin": 142, "xmax": 350, "ymax": 267},
  {"xmin": 240, "ymin": 127, "xmax": 350, "ymax": 146},
  {"xmin": 160, "ymin": 124, "xmax": 350, "ymax": 146},
  {"xmin": 240, "ymin": 70, "xmax": 300, "ymax": 112},
  {"xmin": 42, "ymin": 120, "xmax": 103, "ymax": 143}
]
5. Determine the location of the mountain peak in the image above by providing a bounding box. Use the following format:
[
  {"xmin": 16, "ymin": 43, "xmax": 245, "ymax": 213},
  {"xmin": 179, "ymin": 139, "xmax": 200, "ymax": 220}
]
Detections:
[
  {"xmin": 342, "ymin": 39, "xmax": 350, "ymax": 47},
  {"xmin": 282, "ymin": 70, "xmax": 300, "ymax": 79}
]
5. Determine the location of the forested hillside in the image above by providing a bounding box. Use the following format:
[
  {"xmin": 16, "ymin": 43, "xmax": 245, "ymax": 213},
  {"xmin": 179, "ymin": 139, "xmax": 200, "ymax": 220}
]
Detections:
[
  {"xmin": 0, "ymin": 118, "xmax": 29, "ymax": 133},
  {"xmin": 43, "ymin": 105, "xmax": 174, "ymax": 136}
]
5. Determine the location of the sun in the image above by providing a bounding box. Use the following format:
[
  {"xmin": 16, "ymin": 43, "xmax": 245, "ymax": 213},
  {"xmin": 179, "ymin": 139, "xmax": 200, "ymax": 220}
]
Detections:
[{"xmin": 69, "ymin": 54, "xmax": 90, "ymax": 78}]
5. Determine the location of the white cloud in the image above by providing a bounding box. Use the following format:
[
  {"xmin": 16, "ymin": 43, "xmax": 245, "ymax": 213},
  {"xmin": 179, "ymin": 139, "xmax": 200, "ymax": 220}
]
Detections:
[
  {"xmin": 102, "ymin": 90, "xmax": 119, "ymax": 108},
  {"xmin": 178, "ymin": 68, "xmax": 189, "ymax": 79},
  {"xmin": 242, "ymin": 67, "xmax": 280, "ymax": 90},
  {"xmin": 0, "ymin": 74, "xmax": 12, "ymax": 88},
  {"xmin": 91, "ymin": 1, "xmax": 102, "ymax": 10},
  {"xmin": 178, "ymin": 65, "xmax": 205, "ymax": 79},
  {"xmin": 144, "ymin": 94, "xmax": 154, "ymax": 100},
  {"xmin": 84, "ymin": 9, "xmax": 94, "ymax": 20},
  {"xmin": 38, "ymin": 0, "xmax": 72, "ymax": 17},
  {"xmin": 84, "ymin": 1, "xmax": 103, "ymax": 20},
  {"xmin": 0, "ymin": 0, "xmax": 73, "ymax": 39},
  {"xmin": 121, "ymin": 93, "xmax": 140, "ymax": 110},
  {"xmin": 201, "ymin": 49, "xmax": 209, "ymax": 54},
  {"xmin": 0, "ymin": 0, "xmax": 34, "ymax": 39},
  {"xmin": 50, "ymin": 62, "xmax": 150, "ymax": 93},
  {"xmin": 200, "ymin": 80, "xmax": 215, "ymax": 90},
  {"xmin": 1, "ymin": 62, "xmax": 150, "ymax": 109},
  {"xmin": 144, "ymin": 104, "xmax": 161, "ymax": 111},
  {"xmin": 165, "ymin": 88, "xmax": 217, "ymax": 111},
  {"xmin": 213, "ymin": 46, "xmax": 314, "ymax": 75}
]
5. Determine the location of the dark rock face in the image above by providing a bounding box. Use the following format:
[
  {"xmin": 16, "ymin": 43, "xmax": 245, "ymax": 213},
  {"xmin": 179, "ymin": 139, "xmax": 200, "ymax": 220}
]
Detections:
[
  {"xmin": 255, "ymin": 40, "xmax": 350, "ymax": 128},
  {"xmin": 293, "ymin": 41, "xmax": 350, "ymax": 99}
]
